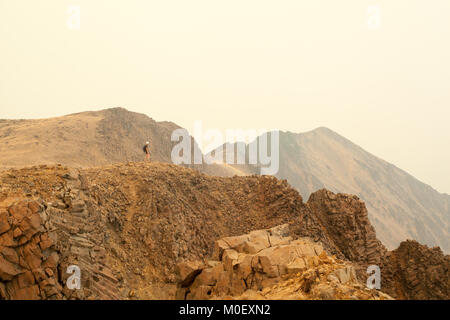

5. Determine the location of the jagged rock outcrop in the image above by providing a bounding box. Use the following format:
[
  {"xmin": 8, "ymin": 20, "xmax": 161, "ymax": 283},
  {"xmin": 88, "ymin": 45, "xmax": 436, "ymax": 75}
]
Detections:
[
  {"xmin": 306, "ymin": 189, "xmax": 387, "ymax": 266},
  {"xmin": 381, "ymin": 240, "xmax": 450, "ymax": 300},
  {"xmin": 176, "ymin": 225, "xmax": 393, "ymax": 300}
]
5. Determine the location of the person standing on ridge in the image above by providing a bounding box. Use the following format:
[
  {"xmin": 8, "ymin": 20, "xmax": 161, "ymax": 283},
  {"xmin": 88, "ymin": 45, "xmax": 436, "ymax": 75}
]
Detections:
[{"xmin": 143, "ymin": 141, "xmax": 150, "ymax": 161}]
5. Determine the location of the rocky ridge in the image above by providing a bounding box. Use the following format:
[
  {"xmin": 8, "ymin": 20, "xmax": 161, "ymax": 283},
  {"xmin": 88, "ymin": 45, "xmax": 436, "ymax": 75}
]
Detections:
[
  {"xmin": 2, "ymin": 108, "xmax": 448, "ymax": 254},
  {"xmin": 0, "ymin": 162, "xmax": 448, "ymax": 300}
]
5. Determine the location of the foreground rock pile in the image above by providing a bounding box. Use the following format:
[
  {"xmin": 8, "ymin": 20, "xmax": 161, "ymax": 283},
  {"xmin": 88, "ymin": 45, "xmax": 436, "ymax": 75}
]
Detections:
[
  {"xmin": 176, "ymin": 225, "xmax": 393, "ymax": 300},
  {"xmin": 0, "ymin": 162, "xmax": 448, "ymax": 299}
]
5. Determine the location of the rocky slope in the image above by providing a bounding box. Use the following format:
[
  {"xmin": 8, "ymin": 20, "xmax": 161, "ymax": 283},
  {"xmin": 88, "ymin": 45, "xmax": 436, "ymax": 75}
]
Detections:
[
  {"xmin": 0, "ymin": 162, "xmax": 327, "ymax": 299},
  {"xmin": 0, "ymin": 107, "xmax": 183, "ymax": 167},
  {"xmin": 0, "ymin": 162, "xmax": 448, "ymax": 300}
]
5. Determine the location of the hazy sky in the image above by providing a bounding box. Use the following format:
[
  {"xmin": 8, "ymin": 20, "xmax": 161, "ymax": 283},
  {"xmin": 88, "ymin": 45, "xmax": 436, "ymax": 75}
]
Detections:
[{"xmin": 1, "ymin": 0, "xmax": 449, "ymax": 193}]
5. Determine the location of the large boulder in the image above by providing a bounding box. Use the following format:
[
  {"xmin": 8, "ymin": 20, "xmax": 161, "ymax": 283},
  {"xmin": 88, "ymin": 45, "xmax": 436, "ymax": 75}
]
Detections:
[{"xmin": 176, "ymin": 225, "xmax": 395, "ymax": 300}]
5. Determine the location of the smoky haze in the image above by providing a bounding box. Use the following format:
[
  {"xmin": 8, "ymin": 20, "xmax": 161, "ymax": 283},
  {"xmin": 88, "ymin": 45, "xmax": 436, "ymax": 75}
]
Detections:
[{"xmin": 0, "ymin": 0, "xmax": 449, "ymax": 193}]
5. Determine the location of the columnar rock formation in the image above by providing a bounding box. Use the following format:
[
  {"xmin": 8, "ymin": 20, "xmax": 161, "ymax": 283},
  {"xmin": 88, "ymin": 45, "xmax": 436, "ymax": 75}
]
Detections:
[
  {"xmin": 0, "ymin": 173, "xmax": 122, "ymax": 299},
  {"xmin": 0, "ymin": 201, "xmax": 61, "ymax": 299},
  {"xmin": 381, "ymin": 240, "xmax": 449, "ymax": 300},
  {"xmin": 306, "ymin": 189, "xmax": 387, "ymax": 266}
]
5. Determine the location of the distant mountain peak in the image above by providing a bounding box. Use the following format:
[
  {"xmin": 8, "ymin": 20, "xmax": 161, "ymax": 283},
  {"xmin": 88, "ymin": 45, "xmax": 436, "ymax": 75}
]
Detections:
[{"xmin": 280, "ymin": 126, "xmax": 339, "ymax": 137}]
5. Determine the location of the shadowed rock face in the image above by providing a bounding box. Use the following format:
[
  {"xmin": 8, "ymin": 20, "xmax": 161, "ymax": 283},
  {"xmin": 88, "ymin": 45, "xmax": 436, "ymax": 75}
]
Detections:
[
  {"xmin": 94, "ymin": 108, "xmax": 181, "ymax": 164},
  {"xmin": 306, "ymin": 189, "xmax": 387, "ymax": 266},
  {"xmin": 381, "ymin": 240, "xmax": 450, "ymax": 300},
  {"xmin": 0, "ymin": 163, "xmax": 448, "ymax": 300}
]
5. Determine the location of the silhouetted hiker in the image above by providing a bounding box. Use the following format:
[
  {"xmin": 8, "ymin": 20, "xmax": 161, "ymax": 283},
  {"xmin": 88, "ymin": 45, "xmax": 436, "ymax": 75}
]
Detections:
[{"xmin": 143, "ymin": 141, "xmax": 150, "ymax": 161}]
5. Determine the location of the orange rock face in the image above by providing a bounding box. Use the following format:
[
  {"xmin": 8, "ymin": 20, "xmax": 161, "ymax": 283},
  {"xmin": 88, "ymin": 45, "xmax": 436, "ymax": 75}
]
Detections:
[{"xmin": 0, "ymin": 201, "xmax": 62, "ymax": 299}]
